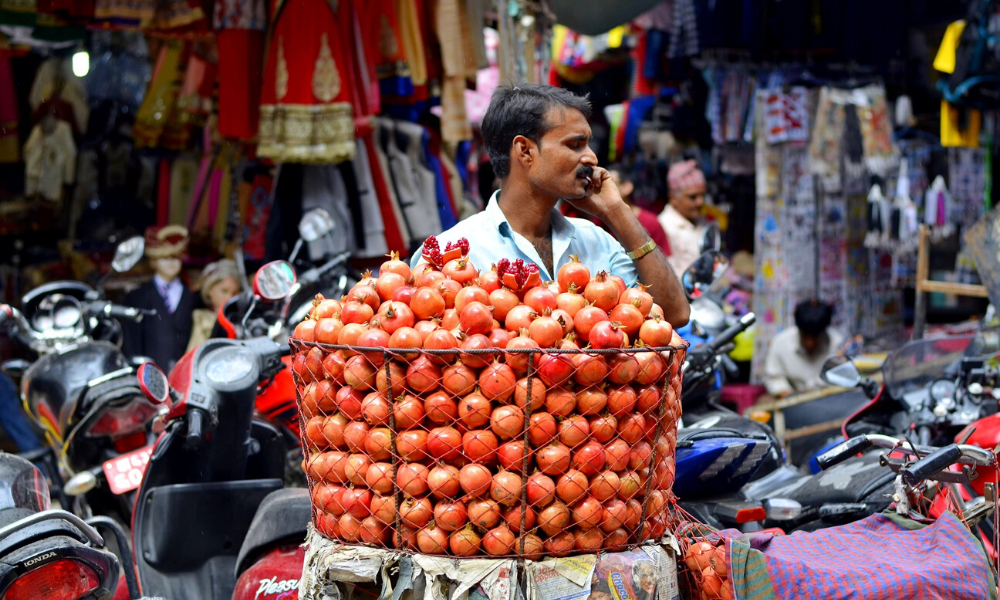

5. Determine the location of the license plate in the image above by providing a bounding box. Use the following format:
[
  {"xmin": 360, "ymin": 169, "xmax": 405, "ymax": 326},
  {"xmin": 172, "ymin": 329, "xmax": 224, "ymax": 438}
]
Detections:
[{"xmin": 102, "ymin": 445, "xmax": 153, "ymax": 495}]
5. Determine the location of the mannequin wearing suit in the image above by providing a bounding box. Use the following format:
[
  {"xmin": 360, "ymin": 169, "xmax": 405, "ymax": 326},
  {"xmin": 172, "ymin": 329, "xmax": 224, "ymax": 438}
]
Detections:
[{"xmin": 123, "ymin": 225, "xmax": 194, "ymax": 372}]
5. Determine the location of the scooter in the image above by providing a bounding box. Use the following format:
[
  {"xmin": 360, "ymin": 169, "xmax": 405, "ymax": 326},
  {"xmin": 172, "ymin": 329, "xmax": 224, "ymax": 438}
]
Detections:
[
  {"xmin": 0, "ymin": 237, "xmax": 163, "ymax": 523},
  {"xmin": 130, "ymin": 260, "xmax": 310, "ymax": 600},
  {"xmin": 0, "ymin": 451, "xmax": 151, "ymax": 600}
]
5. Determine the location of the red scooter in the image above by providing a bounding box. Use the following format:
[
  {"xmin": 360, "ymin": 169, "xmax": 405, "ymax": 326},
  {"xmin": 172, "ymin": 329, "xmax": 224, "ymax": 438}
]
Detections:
[{"xmin": 127, "ymin": 260, "xmax": 310, "ymax": 600}]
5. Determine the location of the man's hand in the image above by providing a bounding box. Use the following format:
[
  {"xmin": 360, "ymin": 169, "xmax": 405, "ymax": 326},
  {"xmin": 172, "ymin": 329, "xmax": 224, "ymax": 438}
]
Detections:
[{"xmin": 567, "ymin": 167, "xmax": 626, "ymax": 221}]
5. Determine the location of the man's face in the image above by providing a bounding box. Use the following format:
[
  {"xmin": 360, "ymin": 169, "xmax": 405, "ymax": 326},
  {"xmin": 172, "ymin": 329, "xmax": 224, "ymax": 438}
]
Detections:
[
  {"xmin": 521, "ymin": 107, "xmax": 598, "ymax": 200},
  {"xmin": 799, "ymin": 332, "xmax": 822, "ymax": 356},
  {"xmin": 670, "ymin": 185, "xmax": 705, "ymax": 222}
]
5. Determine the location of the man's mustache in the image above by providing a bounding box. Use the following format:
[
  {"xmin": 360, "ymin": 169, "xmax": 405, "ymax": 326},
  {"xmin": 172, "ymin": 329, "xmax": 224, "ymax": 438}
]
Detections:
[{"xmin": 577, "ymin": 166, "xmax": 594, "ymax": 179}]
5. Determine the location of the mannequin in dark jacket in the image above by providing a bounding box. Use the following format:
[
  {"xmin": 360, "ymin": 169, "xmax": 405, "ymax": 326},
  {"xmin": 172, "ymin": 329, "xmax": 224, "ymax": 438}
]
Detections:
[{"xmin": 122, "ymin": 225, "xmax": 194, "ymax": 372}]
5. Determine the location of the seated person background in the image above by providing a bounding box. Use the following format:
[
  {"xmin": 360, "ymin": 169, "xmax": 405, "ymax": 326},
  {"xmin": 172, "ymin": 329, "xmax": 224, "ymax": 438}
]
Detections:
[{"xmin": 763, "ymin": 299, "xmax": 844, "ymax": 397}]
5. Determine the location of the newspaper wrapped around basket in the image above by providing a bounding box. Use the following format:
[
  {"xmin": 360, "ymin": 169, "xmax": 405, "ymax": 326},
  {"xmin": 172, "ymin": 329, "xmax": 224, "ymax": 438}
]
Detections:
[
  {"xmin": 675, "ymin": 512, "xmax": 998, "ymax": 600},
  {"xmin": 289, "ymin": 334, "xmax": 685, "ymax": 558}
]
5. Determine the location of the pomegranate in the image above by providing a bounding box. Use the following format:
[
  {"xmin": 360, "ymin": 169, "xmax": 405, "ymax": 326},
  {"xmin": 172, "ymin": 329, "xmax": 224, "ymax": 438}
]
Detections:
[
  {"xmin": 489, "ymin": 328, "xmax": 514, "ymax": 348},
  {"xmin": 558, "ymin": 415, "xmax": 590, "ymax": 447},
  {"xmin": 468, "ymin": 499, "xmax": 502, "ymax": 529},
  {"xmin": 311, "ymin": 298, "xmax": 343, "ymax": 319},
  {"xmin": 528, "ymin": 315, "xmax": 563, "ymax": 348},
  {"xmin": 538, "ymin": 501, "xmax": 571, "ymax": 536},
  {"xmin": 513, "ymin": 377, "xmax": 546, "ymax": 412},
  {"xmin": 379, "ymin": 250, "xmax": 411, "ymax": 278},
  {"xmin": 526, "ymin": 472, "xmax": 556, "ymax": 507},
  {"xmin": 313, "ymin": 318, "xmax": 342, "ymax": 345},
  {"xmin": 557, "ymin": 255, "xmax": 590, "ymax": 293},
  {"xmin": 459, "ymin": 463, "xmax": 493, "ymax": 497},
  {"xmin": 388, "ymin": 327, "xmax": 422, "ymax": 360},
  {"xmin": 497, "ymin": 441, "xmax": 528, "ymax": 472},
  {"xmin": 341, "ymin": 300, "xmax": 375, "ymax": 325},
  {"xmin": 361, "ymin": 393, "xmax": 391, "ymax": 426},
  {"xmin": 482, "ymin": 524, "xmax": 515, "ymax": 556},
  {"xmin": 572, "ymin": 496, "xmax": 603, "ymax": 529},
  {"xmin": 572, "ymin": 440, "xmax": 606, "ymax": 476},
  {"xmin": 588, "ymin": 321, "xmax": 626, "ymax": 349},
  {"xmin": 583, "ymin": 272, "xmax": 620, "ymax": 311},
  {"xmin": 423, "ymin": 329, "xmax": 459, "ymax": 364},
  {"xmin": 454, "ymin": 285, "xmax": 489, "ymax": 312},
  {"xmin": 606, "ymin": 385, "xmax": 638, "ymax": 416},
  {"xmin": 543, "ymin": 531, "xmax": 576, "ymax": 556},
  {"xmin": 405, "ymin": 356, "xmax": 441, "ymax": 394},
  {"xmin": 573, "ymin": 305, "xmax": 609, "ymax": 343},
  {"xmin": 545, "ymin": 387, "xmax": 576, "ymax": 416},
  {"xmin": 638, "ymin": 315, "xmax": 674, "ymax": 347},
  {"xmin": 607, "ymin": 353, "xmax": 639, "ymax": 384},
  {"xmin": 459, "ymin": 301, "xmax": 493, "ymax": 336},
  {"xmin": 536, "ymin": 442, "xmax": 572, "ymax": 475},
  {"xmin": 442, "ymin": 363, "xmax": 478, "ymax": 396},
  {"xmin": 459, "ymin": 333, "xmax": 493, "ymax": 369},
  {"xmin": 517, "ymin": 533, "xmax": 544, "ymax": 559},
  {"xmin": 479, "ymin": 267, "xmax": 501, "ymax": 293},
  {"xmin": 635, "ymin": 352, "xmax": 665, "ymax": 385},
  {"xmin": 443, "ymin": 256, "xmax": 477, "ymax": 283},
  {"xmin": 537, "ymin": 353, "xmax": 573, "ymax": 387},
  {"xmin": 375, "ymin": 360, "xmax": 406, "ymax": 397},
  {"xmin": 575, "ymin": 388, "xmax": 608, "ymax": 415},
  {"xmin": 575, "ymin": 527, "xmax": 604, "ymax": 551},
  {"xmin": 397, "ymin": 463, "xmax": 430, "ymax": 496},
  {"xmin": 411, "ymin": 287, "xmax": 446, "ymax": 320},
  {"xmin": 524, "ymin": 286, "xmax": 558, "ymax": 314},
  {"xmin": 427, "ymin": 427, "xmax": 463, "ymax": 460},
  {"xmin": 459, "ymin": 391, "xmax": 492, "ymax": 429},
  {"xmin": 617, "ymin": 413, "xmax": 646, "ymax": 444},
  {"xmin": 488, "ymin": 287, "xmax": 519, "ymax": 321},
  {"xmin": 434, "ymin": 500, "xmax": 468, "ymax": 531},
  {"xmin": 605, "ymin": 439, "xmax": 631, "ymax": 471},
  {"xmin": 589, "ymin": 470, "xmax": 620, "ymax": 502},
  {"xmin": 342, "ymin": 488, "xmax": 372, "ymax": 519},
  {"xmin": 424, "ymin": 391, "xmax": 458, "ymax": 424},
  {"xmin": 504, "ymin": 305, "xmax": 537, "ymax": 333},
  {"xmin": 344, "ymin": 355, "xmax": 377, "ymax": 390},
  {"xmin": 436, "ymin": 279, "xmax": 462, "ymax": 309},
  {"xmin": 619, "ymin": 284, "xmax": 653, "ymax": 316},
  {"xmin": 504, "ymin": 331, "xmax": 540, "ymax": 373},
  {"xmin": 463, "ymin": 429, "xmax": 499, "ymax": 463},
  {"xmin": 365, "ymin": 427, "xmax": 393, "ymax": 461},
  {"xmin": 416, "ymin": 524, "xmax": 449, "ymax": 554},
  {"xmin": 556, "ymin": 286, "xmax": 587, "ymax": 317},
  {"xmin": 528, "ymin": 412, "xmax": 558, "ymax": 446},
  {"xmin": 449, "ymin": 526, "xmax": 482, "ymax": 556},
  {"xmin": 376, "ymin": 301, "xmax": 415, "ymax": 334},
  {"xmin": 490, "ymin": 405, "xmax": 525, "ymax": 440},
  {"xmin": 609, "ymin": 302, "xmax": 644, "ymax": 339},
  {"xmin": 490, "ymin": 470, "xmax": 522, "ymax": 506},
  {"xmin": 479, "ymin": 361, "xmax": 517, "ymax": 401},
  {"xmin": 365, "ymin": 462, "xmax": 395, "ymax": 494},
  {"xmin": 392, "ymin": 284, "xmax": 417, "ymax": 306},
  {"xmin": 343, "ymin": 421, "xmax": 369, "ymax": 453},
  {"xmin": 503, "ymin": 505, "xmax": 536, "ymax": 533}
]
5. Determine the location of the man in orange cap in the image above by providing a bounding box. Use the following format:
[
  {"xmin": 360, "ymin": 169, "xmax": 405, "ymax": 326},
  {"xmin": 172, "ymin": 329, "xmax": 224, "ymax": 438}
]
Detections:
[
  {"xmin": 122, "ymin": 225, "xmax": 195, "ymax": 371},
  {"xmin": 658, "ymin": 160, "xmax": 707, "ymax": 277}
]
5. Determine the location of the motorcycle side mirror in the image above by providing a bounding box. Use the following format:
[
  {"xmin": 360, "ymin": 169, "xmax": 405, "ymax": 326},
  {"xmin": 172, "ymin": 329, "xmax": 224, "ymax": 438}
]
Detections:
[
  {"xmin": 1, "ymin": 359, "xmax": 30, "ymax": 378},
  {"xmin": 299, "ymin": 208, "xmax": 336, "ymax": 243},
  {"xmin": 137, "ymin": 362, "xmax": 171, "ymax": 405},
  {"xmin": 682, "ymin": 251, "xmax": 729, "ymax": 299},
  {"xmin": 820, "ymin": 355, "xmax": 862, "ymax": 388},
  {"xmin": 254, "ymin": 261, "xmax": 297, "ymax": 301},
  {"xmin": 700, "ymin": 223, "xmax": 721, "ymax": 254},
  {"xmin": 111, "ymin": 236, "xmax": 145, "ymax": 273}
]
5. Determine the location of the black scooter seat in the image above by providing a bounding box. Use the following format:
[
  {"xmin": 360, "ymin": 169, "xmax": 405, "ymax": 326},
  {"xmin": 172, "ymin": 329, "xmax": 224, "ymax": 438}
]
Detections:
[
  {"xmin": 765, "ymin": 452, "xmax": 895, "ymax": 506},
  {"xmin": 235, "ymin": 488, "xmax": 310, "ymax": 577}
]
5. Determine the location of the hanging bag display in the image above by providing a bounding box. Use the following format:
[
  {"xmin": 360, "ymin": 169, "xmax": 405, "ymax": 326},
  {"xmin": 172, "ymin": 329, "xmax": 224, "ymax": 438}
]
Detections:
[{"xmin": 937, "ymin": 0, "xmax": 1000, "ymax": 110}]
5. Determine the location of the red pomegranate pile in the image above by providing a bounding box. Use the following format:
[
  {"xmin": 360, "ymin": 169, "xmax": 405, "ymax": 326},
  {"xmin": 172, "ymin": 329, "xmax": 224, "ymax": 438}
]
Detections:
[{"xmin": 290, "ymin": 239, "xmax": 686, "ymax": 558}]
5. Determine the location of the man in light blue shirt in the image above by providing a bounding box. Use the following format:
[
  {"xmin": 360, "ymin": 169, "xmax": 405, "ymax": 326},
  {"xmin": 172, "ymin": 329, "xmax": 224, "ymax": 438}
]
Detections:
[{"xmin": 413, "ymin": 84, "xmax": 689, "ymax": 326}]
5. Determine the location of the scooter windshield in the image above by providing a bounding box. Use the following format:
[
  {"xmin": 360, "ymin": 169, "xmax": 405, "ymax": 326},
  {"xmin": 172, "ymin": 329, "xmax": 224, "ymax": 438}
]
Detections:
[
  {"xmin": 883, "ymin": 335, "xmax": 976, "ymax": 399},
  {"xmin": 0, "ymin": 454, "xmax": 50, "ymax": 515}
]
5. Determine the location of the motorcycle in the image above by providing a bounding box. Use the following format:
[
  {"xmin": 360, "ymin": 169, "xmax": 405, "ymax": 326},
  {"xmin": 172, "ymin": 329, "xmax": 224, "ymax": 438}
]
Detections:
[
  {"xmin": 0, "ymin": 451, "xmax": 152, "ymax": 600},
  {"xmin": 130, "ymin": 259, "xmax": 310, "ymax": 600},
  {"xmin": 747, "ymin": 332, "xmax": 1000, "ymax": 533},
  {"xmin": 0, "ymin": 237, "xmax": 163, "ymax": 523}
]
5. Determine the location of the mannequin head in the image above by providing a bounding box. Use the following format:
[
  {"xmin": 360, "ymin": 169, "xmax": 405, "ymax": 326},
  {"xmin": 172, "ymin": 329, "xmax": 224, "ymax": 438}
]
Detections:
[
  {"xmin": 199, "ymin": 259, "xmax": 242, "ymax": 310},
  {"xmin": 144, "ymin": 225, "xmax": 189, "ymax": 283},
  {"xmin": 152, "ymin": 257, "xmax": 183, "ymax": 282}
]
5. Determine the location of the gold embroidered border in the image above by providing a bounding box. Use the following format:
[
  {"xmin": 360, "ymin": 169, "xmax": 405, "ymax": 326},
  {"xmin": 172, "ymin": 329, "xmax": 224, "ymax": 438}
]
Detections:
[{"xmin": 258, "ymin": 102, "xmax": 356, "ymax": 164}]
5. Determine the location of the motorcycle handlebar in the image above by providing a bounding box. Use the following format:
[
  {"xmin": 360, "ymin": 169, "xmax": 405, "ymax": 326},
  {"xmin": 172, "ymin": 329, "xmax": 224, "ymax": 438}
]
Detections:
[
  {"xmin": 186, "ymin": 409, "xmax": 204, "ymax": 450},
  {"xmin": 299, "ymin": 252, "xmax": 351, "ymax": 286},
  {"xmin": 87, "ymin": 301, "xmax": 155, "ymax": 322},
  {"xmin": 708, "ymin": 313, "xmax": 755, "ymax": 356},
  {"xmin": 816, "ymin": 435, "xmax": 874, "ymax": 470},
  {"xmin": 901, "ymin": 444, "xmax": 963, "ymax": 487}
]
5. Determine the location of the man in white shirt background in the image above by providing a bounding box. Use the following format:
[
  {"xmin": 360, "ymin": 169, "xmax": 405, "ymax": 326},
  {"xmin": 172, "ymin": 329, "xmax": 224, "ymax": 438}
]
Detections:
[
  {"xmin": 658, "ymin": 160, "xmax": 707, "ymax": 277},
  {"xmin": 763, "ymin": 299, "xmax": 845, "ymax": 398}
]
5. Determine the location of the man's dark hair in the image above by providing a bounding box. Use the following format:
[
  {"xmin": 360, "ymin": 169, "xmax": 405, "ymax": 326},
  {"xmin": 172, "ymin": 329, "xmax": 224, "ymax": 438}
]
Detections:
[
  {"xmin": 481, "ymin": 84, "xmax": 592, "ymax": 180},
  {"xmin": 794, "ymin": 299, "xmax": 833, "ymax": 336}
]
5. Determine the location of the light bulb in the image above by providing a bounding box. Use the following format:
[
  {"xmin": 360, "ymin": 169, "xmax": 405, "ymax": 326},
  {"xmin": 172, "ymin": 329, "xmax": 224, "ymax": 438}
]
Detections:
[{"xmin": 72, "ymin": 50, "xmax": 89, "ymax": 78}]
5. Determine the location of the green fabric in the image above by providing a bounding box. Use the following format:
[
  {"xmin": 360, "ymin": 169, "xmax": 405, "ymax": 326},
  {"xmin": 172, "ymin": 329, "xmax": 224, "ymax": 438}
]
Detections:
[{"xmin": 728, "ymin": 537, "xmax": 777, "ymax": 600}]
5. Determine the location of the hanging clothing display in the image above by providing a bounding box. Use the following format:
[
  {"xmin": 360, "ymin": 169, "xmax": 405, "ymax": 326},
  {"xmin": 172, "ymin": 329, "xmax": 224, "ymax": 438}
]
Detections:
[
  {"xmin": 24, "ymin": 118, "xmax": 75, "ymax": 201},
  {"xmin": 258, "ymin": 0, "xmax": 356, "ymax": 164},
  {"xmin": 0, "ymin": 51, "xmax": 18, "ymax": 163},
  {"xmin": 435, "ymin": 0, "xmax": 474, "ymax": 142},
  {"xmin": 133, "ymin": 40, "xmax": 183, "ymax": 148},
  {"xmin": 94, "ymin": 0, "xmax": 205, "ymax": 28},
  {"xmin": 350, "ymin": 138, "xmax": 390, "ymax": 257},
  {"xmin": 214, "ymin": 0, "xmax": 265, "ymax": 140},
  {"xmin": 29, "ymin": 57, "xmax": 89, "ymax": 137}
]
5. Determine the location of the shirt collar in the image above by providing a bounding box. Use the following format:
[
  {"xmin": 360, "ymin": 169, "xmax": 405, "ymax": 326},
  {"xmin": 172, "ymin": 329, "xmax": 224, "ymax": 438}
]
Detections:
[
  {"xmin": 487, "ymin": 189, "xmax": 577, "ymax": 241},
  {"xmin": 663, "ymin": 204, "xmax": 696, "ymax": 230},
  {"xmin": 153, "ymin": 275, "xmax": 179, "ymax": 291}
]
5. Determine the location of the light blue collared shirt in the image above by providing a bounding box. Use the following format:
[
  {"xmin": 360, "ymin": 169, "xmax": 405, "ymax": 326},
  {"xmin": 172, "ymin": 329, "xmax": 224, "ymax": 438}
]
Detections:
[{"xmin": 411, "ymin": 190, "xmax": 638, "ymax": 286}]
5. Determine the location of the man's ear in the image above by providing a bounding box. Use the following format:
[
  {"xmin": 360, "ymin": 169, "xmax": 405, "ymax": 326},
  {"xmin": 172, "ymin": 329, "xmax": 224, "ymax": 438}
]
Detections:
[{"xmin": 512, "ymin": 135, "xmax": 535, "ymax": 169}]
